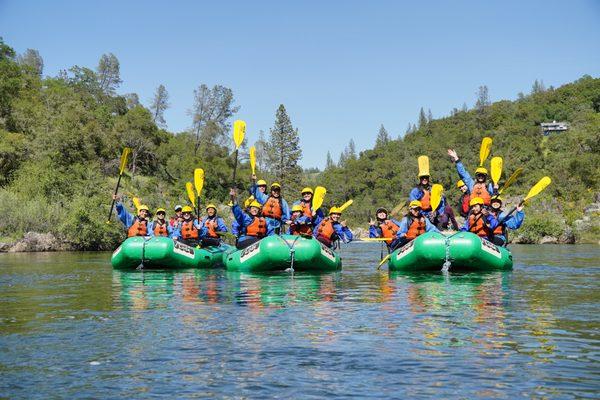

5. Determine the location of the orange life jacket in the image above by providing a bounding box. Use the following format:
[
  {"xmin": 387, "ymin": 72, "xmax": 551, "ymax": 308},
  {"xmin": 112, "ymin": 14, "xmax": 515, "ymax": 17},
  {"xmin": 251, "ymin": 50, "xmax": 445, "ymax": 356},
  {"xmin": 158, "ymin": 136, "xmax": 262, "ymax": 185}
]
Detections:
[
  {"xmin": 379, "ymin": 220, "xmax": 400, "ymax": 243},
  {"xmin": 153, "ymin": 221, "xmax": 169, "ymax": 237},
  {"xmin": 262, "ymin": 196, "xmax": 283, "ymax": 219},
  {"xmin": 317, "ymin": 217, "xmax": 337, "ymax": 242},
  {"xmin": 301, "ymin": 201, "xmax": 312, "ymax": 218},
  {"xmin": 472, "ymin": 183, "xmax": 491, "ymax": 205},
  {"xmin": 127, "ymin": 218, "xmax": 147, "ymax": 237},
  {"xmin": 491, "ymin": 211, "xmax": 506, "ymax": 236},
  {"xmin": 468, "ymin": 214, "xmax": 491, "ymax": 237},
  {"xmin": 291, "ymin": 216, "xmax": 313, "ymax": 236},
  {"xmin": 203, "ymin": 217, "xmax": 218, "ymax": 238},
  {"xmin": 420, "ymin": 188, "xmax": 431, "ymax": 211},
  {"xmin": 405, "ymin": 216, "xmax": 426, "ymax": 240},
  {"xmin": 181, "ymin": 220, "xmax": 199, "ymax": 240},
  {"xmin": 245, "ymin": 216, "xmax": 267, "ymax": 237}
]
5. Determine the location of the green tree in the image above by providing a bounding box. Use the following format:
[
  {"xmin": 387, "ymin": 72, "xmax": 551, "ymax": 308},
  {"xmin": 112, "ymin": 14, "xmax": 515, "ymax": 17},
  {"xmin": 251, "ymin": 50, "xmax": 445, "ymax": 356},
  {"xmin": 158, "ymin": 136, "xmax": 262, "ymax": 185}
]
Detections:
[
  {"xmin": 150, "ymin": 84, "xmax": 169, "ymax": 127},
  {"xmin": 375, "ymin": 124, "xmax": 390, "ymax": 147},
  {"xmin": 266, "ymin": 104, "xmax": 302, "ymax": 189},
  {"xmin": 17, "ymin": 48, "xmax": 43, "ymax": 76},
  {"xmin": 97, "ymin": 53, "xmax": 122, "ymax": 95}
]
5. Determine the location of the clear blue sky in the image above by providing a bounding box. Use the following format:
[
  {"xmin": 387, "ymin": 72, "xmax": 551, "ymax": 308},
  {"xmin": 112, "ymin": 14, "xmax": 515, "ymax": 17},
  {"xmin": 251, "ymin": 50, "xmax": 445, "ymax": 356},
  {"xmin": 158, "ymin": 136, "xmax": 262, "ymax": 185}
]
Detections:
[{"xmin": 2, "ymin": 1, "xmax": 599, "ymax": 168}]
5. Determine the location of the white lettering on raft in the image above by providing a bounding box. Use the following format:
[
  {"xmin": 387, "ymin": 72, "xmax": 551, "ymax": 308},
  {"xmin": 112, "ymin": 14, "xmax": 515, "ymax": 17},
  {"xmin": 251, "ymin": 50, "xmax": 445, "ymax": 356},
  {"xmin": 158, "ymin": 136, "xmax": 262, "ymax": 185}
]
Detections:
[
  {"xmin": 320, "ymin": 243, "xmax": 336, "ymax": 262},
  {"xmin": 396, "ymin": 240, "xmax": 414, "ymax": 260},
  {"xmin": 240, "ymin": 241, "xmax": 261, "ymax": 263},
  {"xmin": 481, "ymin": 238, "xmax": 501, "ymax": 258},
  {"xmin": 173, "ymin": 240, "xmax": 195, "ymax": 259}
]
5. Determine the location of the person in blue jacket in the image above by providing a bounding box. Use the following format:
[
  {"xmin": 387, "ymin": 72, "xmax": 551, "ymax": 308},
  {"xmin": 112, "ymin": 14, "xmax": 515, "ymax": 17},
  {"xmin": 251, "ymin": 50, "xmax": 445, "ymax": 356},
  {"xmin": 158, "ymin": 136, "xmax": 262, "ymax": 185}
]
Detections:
[
  {"xmin": 230, "ymin": 188, "xmax": 274, "ymax": 249},
  {"xmin": 148, "ymin": 208, "xmax": 178, "ymax": 238},
  {"xmin": 461, "ymin": 197, "xmax": 499, "ymax": 238},
  {"xmin": 408, "ymin": 172, "xmax": 455, "ymax": 230},
  {"xmin": 113, "ymin": 195, "xmax": 150, "ymax": 237},
  {"xmin": 251, "ymin": 182, "xmax": 290, "ymax": 234},
  {"xmin": 448, "ymin": 149, "xmax": 497, "ymax": 206},
  {"xmin": 394, "ymin": 201, "xmax": 440, "ymax": 248},
  {"xmin": 292, "ymin": 187, "xmax": 325, "ymax": 229},
  {"xmin": 488, "ymin": 196, "xmax": 525, "ymax": 246},
  {"xmin": 314, "ymin": 206, "xmax": 353, "ymax": 248},
  {"xmin": 198, "ymin": 204, "xmax": 228, "ymax": 247},
  {"xmin": 369, "ymin": 207, "xmax": 405, "ymax": 251}
]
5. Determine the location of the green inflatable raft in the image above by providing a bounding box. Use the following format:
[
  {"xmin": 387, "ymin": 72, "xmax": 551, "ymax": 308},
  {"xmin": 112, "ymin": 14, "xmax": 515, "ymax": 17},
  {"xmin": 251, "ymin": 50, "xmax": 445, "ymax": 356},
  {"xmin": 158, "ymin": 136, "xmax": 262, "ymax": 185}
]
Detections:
[
  {"xmin": 388, "ymin": 231, "xmax": 513, "ymax": 272},
  {"xmin": 111, "ymin": 236, "xmax": 230, "ymax": 270},
  {"xmin": 223, "ymin": 234, "xmax": 342, "ymax": 273}
]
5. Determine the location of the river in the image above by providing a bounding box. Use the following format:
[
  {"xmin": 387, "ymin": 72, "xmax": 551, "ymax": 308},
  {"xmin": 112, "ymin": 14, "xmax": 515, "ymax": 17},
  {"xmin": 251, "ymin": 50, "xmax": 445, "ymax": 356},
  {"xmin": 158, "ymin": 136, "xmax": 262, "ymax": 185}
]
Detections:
[{"xmin": 0, "ymin": 244, "xmax": 598, "ymax": 398}]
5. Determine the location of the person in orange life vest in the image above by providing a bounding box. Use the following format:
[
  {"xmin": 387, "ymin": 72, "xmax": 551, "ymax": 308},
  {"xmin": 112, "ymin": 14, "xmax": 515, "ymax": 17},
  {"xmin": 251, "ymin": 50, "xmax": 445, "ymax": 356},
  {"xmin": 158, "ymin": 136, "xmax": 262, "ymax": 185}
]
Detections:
[
  {"xmin": 408, "ymin": 173, "xmax": 447, "ymax": 218},
  {"xmin": 394, "ymin": 200, "xmax": 440, "ymax": 248},
  {"xmin": 369, "ymin": 207, "xmax": 404, "ymax": 251},
  {"xmin": 251, "ymin": 182, "xmax": 291, "ymax": 234},
  {"xmin": 113, "ymin": 194, "xmax": 150, "ymax": 237},
  {"xmin": 169, "ymin": 204, "xmax": 184, "ymax": 228},
  {"xmin": 176, "ymin": 206, "xmax": 203, "ymax": 247},
  {"xmin": 289, "ymin": 204, "xmax": 314, "ymax": 236},
  {"xmin": 149, "ymin": 208, "xmax": 177, "ymax": 238},
  {"xmin": 488, "ymin": 196, "xmax": 525, "ymax": 247},
  {"xmin": 199, "ymin": 204, "xmax": 228, "ymax": 247},
  {"xmin": 447, "ymin": 149, "xmax": 497, "ymax": 205},
  {"xmin": 461, "ymin": 197, "xmax": 499, "ymax": 238},
  {"xmin": 314, "ymin": 206, "xmax": 353, "ymax": 248},
  {"xmin": 456, "ymin": 180, "xmax": 471, "ymax": 218},
  {"xmin": 292, "ymin": 187, "xmax": 325, "ymax": 227},
  {"xmin": 230, "ymin": 188, "xmax": 273, "ymax": 250}
]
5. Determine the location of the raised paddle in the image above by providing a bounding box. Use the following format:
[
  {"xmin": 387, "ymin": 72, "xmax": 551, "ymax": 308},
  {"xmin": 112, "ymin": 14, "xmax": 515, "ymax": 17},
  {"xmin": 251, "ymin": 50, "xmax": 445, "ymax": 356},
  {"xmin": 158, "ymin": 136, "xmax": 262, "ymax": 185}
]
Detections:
[
  {"xmin": 430, "ymin": 184, "xmax": 443, "ymax": 212},
  {"xmin": 417, "ymin": 155, "xmax": 430, "ymax": 177},
  {"xmin": 232, "ymin": 120, "xmax": 246, "ymax": 186},
  {"xmin": 132, "ymin": 197, "xmax": 141, "ymax": 212},
  {"xmin": 498, "ymin": 167, "xmax": 523, "ymax": 194},
  {"xmin": 499, "ymin": 176, "xmax": 552, "ymax": 223},
  {"xmin": 377, "ymin": 254, "xmax": 391, "ymax": 270},
  {"xmin": 491, "ymin": 156, "xmax": 503, "ymax": 186},
  {"xmin": 249, "ymin": 145, "xmax": 256, "ymax": 176},
  {"xmin": 186, "ymin": 181, "xmax": 196, "ymax": 211},
  {"xmin": 479, "ymin": 137, "xmax": 492, "ymax": 166},
  {"xmin": 107, "ymin": 147, "xmax": 131, "ymax": 223},
  {"xmin": 361, "ymin": 237, "xmax": 392, "ymax": 241},
  {"xmin": 338, "ymin": 199, "xmax": 354, "ymax": 213},
  {"xmin": 312, "ymin": 186, "xmax": 326, "ymax": 211},
  {"xmin": 194, "ymin": 168, "xmax": 204, "ymax": 223}
]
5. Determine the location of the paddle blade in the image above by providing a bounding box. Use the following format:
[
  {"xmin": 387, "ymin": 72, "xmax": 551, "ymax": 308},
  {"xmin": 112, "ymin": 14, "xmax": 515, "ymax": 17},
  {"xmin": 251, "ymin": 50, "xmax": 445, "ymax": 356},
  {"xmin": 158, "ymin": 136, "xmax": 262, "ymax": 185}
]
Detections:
[
  {"xmin": 312, "ymin": 186, "xmax": 326, "ymax": 211},
  {"xmin": 430, "ymin": 184, "xmax": 443, "ymax": 211},
  {"xmin": 490, "ymin": 156, "xmax": 503, "ymax": 185},
  {"xmin": 524, "ymin": 176, "xmax": 551, "ymax": 202},
  {"xmin": 377, "ymin": 254, "xmax": 391, "ymax": 269},
  {"xmin": 339, "ymin": 199, "xmax": 353, "ymax": 212},
  {"xmin": 194, "ymin": 168, "xmax": 204, "ymax": 197},
  {"xmin": 132, "ymin": 197, "xmax": 141, "ymax": 212},
  {"xmin": 417, "ymin": 155, "xmax": 430, "ymax": 177},
  {"xmin": 499, "ymin": 167, "xmax": 523, "ymax": 194},
  {"xmin": 479, "ymin": 137, "xmax": 492, "ymax": 166},
  {"xmin": 233, "ymin": 120, "xmax": 246, "ymax": 149},
  {"xmin": 249, "ymin": 146, "xmax": 256, "ymax": 175},
  {"xmin": 119, "ymin": 147, "xmax": 131, "ymax": 175},
  {"xmin": 186, "ymin": 182, "xmax": 196, "ymax": 207}
]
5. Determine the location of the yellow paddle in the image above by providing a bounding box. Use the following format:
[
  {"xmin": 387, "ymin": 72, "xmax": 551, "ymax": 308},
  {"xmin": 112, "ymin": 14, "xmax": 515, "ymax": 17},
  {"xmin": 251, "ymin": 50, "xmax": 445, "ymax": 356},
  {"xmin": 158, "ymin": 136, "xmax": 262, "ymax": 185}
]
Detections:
[
  {"xmin": 430, "ymin": 184, "xmax": 443, "ymax": 212},
  {"xmin": 479, "ymin": 137, "xmax": 492, "ymax": 166},
  {"xmin": 232, "ymin": 120, "xmax": 246, "ymax": 185},
  {"xmin": 500, "ymin": 176, "xmax": 552, "ymax": 223},
  {"xmin": 498, "ymin": 167, "xmax": 523, "ymax": 194},
  {"xmin": 491, "ymin": 156, "xmax": 503, "ymax": 186},
  {"xmin": 361, "ymin": 237, "xmax": 391, "ymax": 241},
  {"xmin": 194, "ymin": 168, "xmax": 204, "ymax": 222},
  {"xmin": 249, "ymin": 145, "xmax": 256, "ymax": 175},
  {"xmin": 107, "ymin": 147, "xmax": 132, "ymax": 223},
  {"xmin": 312, "ymin": 186, "xmax": 326, "ymax": 211},
  {"xmin": 338, "ymin": 199, "xmax": 353, "ymax": 212},
  {"xmin": 417, "ymin": 155, "xmax": 430, "ymax": 177},
  {"xmin": 186, "ymin": 182, "xmax": 196, "ymax": 209},
  {"xmin": 132, "ymin": 197, "xmax": 141, "ymax": 212},
  {"xmin": 377, "ymin": 254, "xmax": 391, "ymax": 270}
]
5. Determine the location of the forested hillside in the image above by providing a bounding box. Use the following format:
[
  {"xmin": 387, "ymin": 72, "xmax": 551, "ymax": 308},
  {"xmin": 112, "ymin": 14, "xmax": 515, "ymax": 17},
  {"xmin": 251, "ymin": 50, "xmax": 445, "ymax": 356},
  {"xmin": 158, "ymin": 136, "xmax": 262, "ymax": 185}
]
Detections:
[{"xmin": 1, "ymin": 36, "xmax": 598, "ymax": 250}]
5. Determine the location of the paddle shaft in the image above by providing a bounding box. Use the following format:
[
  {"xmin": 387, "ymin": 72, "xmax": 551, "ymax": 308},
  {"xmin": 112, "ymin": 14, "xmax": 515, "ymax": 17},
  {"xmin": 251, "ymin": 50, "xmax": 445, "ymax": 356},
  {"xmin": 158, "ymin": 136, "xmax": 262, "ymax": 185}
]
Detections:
[
  {"xmin": 232, "ymin": 148, "xmax": 239, "ymax": 186},
  {"xmin": 107, "ymin": 173, "xmax": 123, "ymax": 222}
]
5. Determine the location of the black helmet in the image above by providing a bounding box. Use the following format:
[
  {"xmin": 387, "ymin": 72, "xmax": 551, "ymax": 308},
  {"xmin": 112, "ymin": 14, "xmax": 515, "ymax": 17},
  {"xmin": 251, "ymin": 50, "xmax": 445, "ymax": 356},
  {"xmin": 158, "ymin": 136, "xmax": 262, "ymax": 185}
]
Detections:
[{"xmin": 376, "ymin": 207, "xmax": 388, "ymax": 215}]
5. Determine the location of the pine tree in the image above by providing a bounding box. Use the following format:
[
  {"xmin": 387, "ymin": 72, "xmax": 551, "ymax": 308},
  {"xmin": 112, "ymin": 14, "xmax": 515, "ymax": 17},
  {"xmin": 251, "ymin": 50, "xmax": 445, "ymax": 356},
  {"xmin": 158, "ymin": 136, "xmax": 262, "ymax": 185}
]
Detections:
[
  {"xmin": 266, "ymin": 104, "xmax": 303, "ymax": 189},
  {"xmin": 475, "ymin": 85, "xmax": 490, "ymax": 111},
  {"xmin": 347, "ymin": 139, "xmax": 357, "ymax": 160},
  {"xmin": 418, "ymin": 107, "xmax": 428, "ymax": 128},
  {"xmin": 461, "ymin": 102, "xmax": 468, "ymax": 112},
  {"xmin": 531, "ymin": 79, "xmax": 546, "ymax": 94},
  {"xmin": 427, "ymin": 109, "xmax": 433, "ymax": 122},
  {"xmin": 375, "ymin": 124, "xmax": 391, "ymax": 147},
  {"xmin": 150, "ymin": 84, "xmax": 169, "ymax": 127},
  {"xmin": 325, "ymin": 151, "xmax": 334, "ymax": 170},
  {"xmin": 96, "ymin": 53, "xmax": 122, "ymax": 95}
]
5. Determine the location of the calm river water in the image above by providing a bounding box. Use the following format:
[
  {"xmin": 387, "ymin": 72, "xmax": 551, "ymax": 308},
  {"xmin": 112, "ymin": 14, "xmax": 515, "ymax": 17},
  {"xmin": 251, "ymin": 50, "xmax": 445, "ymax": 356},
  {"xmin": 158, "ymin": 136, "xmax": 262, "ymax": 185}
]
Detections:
[{"xmin": 0, "ymin": 244, "xmax": 598, "ymax": 399}]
